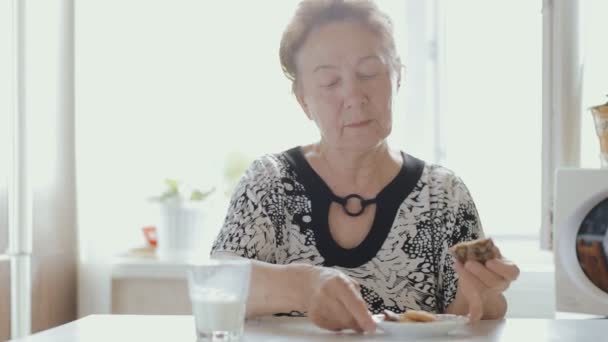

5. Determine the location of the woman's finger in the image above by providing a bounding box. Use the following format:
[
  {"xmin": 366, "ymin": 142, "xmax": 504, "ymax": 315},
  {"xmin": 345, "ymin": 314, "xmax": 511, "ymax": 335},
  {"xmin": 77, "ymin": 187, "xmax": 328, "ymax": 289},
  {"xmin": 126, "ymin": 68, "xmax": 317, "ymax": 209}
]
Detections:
[
  {"xmin": 332, "ymin": 278, "xmax": 376, "ymax": 333},
  {"xmin": 465, "ymin": 289, "xmax": 483, "ymax": 324},
  {"xmin": 331, "ymin": 297, "xmax": 364, "ymax": 333},
  {"xmin": 454, "ymin": 261, "xmax": 484, "ymax": 324},
  {"xmin": 311, "ymin": 296, "xmax": 358, "ymax": 332},
  {"xmin": 464, "ymin": 261, "xmax": 508, "ymax": 290},
  {"xmin": 486, "ymin": 259, "xmax": 520, "ymax": 282},
  {"xmin": 454, "ymin": 261, "xmax": 487, "ymax": 290}
]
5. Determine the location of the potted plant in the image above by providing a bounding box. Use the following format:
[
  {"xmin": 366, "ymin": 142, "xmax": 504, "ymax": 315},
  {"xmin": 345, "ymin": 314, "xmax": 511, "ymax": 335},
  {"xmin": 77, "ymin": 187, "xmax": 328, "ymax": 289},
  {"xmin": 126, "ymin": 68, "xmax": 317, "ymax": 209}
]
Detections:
[{"xmin": 150, "ymin": 179, "xmax": 215, "ymax": 261}]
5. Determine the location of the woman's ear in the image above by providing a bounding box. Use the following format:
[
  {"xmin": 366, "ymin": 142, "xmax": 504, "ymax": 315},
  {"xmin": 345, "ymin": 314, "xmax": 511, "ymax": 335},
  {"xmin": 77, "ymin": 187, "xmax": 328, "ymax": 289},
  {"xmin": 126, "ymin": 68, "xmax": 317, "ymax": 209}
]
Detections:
[
  {"xmin": 393, "ymin": 59, "xmax": 404, "ymax": 91},
  {"xmin": 396, "ymin": 66, "xmax": 403, "ymax": 90}
]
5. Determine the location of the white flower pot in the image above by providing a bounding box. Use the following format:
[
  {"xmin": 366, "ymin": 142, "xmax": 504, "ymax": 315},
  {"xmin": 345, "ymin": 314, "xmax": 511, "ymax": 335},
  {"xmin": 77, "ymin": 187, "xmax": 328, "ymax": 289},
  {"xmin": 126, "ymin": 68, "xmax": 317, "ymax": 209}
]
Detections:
[{"xmin": 156, "ymin": 202, "xmax": 205, "ymax": 261}]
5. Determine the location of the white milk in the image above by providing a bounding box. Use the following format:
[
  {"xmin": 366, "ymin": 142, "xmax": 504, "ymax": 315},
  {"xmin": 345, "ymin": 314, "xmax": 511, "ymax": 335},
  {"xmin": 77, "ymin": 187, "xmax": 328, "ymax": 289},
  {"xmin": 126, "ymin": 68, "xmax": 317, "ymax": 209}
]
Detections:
[{"xmin": 191, "ymin": 288, "xmax": 246, "ymax": 335}]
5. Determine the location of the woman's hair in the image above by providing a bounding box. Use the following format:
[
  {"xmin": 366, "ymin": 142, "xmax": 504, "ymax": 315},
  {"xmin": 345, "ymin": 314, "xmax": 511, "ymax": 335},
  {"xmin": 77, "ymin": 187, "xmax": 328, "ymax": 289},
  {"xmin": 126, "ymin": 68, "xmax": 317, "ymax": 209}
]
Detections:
[{"xmin": 279, "ymin": 0, "xmax": 401, "ymax": 92}]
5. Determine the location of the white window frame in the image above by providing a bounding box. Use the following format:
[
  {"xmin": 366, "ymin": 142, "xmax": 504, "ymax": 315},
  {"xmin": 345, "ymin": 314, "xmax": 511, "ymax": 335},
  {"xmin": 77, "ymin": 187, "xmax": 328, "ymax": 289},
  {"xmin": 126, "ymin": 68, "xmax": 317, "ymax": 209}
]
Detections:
[
  {"xmin": 540, "ymin": 0, "xmax": 582, "ymax": 250},
  {"xmin": 7, "ymin": 0, "xmax": 32, "ymax": 338},
  {"xmin": 6, "ymin": 0, "xmax": 74, "ymax": 338}
]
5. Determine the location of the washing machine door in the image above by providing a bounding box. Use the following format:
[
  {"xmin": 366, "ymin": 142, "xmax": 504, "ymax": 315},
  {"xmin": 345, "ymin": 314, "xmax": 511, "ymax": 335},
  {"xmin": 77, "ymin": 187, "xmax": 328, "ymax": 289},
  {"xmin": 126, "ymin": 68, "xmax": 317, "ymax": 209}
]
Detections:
[{"xmin": 576, "ymin": 197, "xmax": 608, "ymax": 294}]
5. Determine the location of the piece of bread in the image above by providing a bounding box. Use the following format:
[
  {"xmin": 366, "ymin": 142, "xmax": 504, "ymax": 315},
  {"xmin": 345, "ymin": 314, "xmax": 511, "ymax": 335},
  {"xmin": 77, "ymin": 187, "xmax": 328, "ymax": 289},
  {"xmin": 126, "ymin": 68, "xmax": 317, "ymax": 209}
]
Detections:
[
  {"xmin": 382, "ymin": 309, "xmax": 437, "ymax": 323},
  {"xmin": 448, "ymin": 238, "xmax": 501, "ymax": 264},
  {"xmin": 401, "ymin": 310, "xmax": 436, "ymax": 322}
]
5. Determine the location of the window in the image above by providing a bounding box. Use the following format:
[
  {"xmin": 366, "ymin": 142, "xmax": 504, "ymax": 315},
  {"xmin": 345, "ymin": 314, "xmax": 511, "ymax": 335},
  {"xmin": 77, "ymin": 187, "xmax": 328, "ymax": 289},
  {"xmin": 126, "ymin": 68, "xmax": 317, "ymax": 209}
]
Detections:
[
  {"xmin": 77, "ymin": 1, "xmax": 544, "ymax": 258},
  {"xmin": 439, "ymin": 0, "xmax": 542, "ymax": 238},
  {"xmin": 75, "ymin": 0, "xmax": 411, "ymax": 252}
]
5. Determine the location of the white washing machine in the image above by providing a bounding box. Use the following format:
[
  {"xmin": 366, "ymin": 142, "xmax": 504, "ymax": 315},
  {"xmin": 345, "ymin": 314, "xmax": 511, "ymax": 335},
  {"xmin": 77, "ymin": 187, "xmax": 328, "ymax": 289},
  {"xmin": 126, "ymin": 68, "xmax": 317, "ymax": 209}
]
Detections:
[{"xmin": 554, "ymin": 168, "xmax": 608, "ymax": 315}]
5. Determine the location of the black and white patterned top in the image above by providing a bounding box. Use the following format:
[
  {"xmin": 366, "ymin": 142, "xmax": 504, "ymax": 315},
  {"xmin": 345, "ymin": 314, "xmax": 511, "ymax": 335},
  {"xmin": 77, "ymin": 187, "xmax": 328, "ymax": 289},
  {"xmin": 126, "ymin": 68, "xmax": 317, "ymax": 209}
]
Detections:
[{"xmin": 211, "ymin": 146, "xmax": 484, "ymax": 315}]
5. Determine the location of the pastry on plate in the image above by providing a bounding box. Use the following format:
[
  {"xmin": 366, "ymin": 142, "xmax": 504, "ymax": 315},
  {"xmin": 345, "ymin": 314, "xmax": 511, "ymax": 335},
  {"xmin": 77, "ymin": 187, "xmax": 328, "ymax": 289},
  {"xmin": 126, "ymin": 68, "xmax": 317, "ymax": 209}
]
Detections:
[{"xmin": 382, "ymin": 310, "xmax": 437, "ymax": 323}]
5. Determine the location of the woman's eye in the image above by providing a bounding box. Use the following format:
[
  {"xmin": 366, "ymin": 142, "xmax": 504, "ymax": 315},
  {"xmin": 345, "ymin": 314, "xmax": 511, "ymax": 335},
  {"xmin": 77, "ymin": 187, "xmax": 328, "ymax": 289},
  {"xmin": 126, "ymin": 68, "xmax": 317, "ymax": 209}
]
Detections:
[
  {"xmin": 359, "ymin": 72, "xmax": 378, "ymax": 80},
  {"xmin": 322, "ymin": 79, "xmax": 340, "ymax": 88}
]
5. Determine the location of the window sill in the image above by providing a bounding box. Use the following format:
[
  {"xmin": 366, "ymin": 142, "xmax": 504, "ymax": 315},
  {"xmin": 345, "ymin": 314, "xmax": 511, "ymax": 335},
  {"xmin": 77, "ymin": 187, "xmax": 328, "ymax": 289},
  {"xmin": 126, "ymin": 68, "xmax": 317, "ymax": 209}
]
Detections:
[
  {"xmin": 112, "ymin": 237, "xmax": 555, "ymax": 277},
  {"xmin": 492, "ymin": 237, "xmax": 556, "ymax": 318},
  {"xmin": 111, "ymin": 247, "xmax": 194, "ymax": 279},
  {"xmin": 493, "ymin": 236, "xmax": 554, "ymax": 272}
]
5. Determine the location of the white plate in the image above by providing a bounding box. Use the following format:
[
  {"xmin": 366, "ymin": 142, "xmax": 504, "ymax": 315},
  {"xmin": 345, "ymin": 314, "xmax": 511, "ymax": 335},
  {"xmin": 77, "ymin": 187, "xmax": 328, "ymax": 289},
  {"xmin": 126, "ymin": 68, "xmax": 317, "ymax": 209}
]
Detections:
[{"xmin": 373, "ymin": 314, "xmax": 468, "ymax": 338}]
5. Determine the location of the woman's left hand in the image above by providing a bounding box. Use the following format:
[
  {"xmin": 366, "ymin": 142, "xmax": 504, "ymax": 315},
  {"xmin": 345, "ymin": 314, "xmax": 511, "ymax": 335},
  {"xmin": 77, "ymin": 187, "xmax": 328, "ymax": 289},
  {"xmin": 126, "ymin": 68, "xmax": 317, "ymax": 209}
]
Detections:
[{"xmin": 453, "ymin": 257, "xmax": 520, "ymax": 323}]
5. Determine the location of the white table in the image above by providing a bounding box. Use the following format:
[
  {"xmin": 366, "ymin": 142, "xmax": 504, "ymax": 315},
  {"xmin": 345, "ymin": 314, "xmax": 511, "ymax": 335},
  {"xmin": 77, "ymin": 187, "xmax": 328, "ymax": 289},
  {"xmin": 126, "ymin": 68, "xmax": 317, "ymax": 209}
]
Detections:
[{"xmin": 9, "ymin": 314, "xmax": 608, "ymax": 342}]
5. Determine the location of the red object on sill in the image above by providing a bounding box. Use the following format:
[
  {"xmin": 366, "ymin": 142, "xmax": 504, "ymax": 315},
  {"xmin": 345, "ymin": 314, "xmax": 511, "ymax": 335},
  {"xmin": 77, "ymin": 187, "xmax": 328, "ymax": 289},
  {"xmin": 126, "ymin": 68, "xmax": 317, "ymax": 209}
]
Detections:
[{"xmin": 142, "ymin": 226, "xmax": 157, "ymax": 247}]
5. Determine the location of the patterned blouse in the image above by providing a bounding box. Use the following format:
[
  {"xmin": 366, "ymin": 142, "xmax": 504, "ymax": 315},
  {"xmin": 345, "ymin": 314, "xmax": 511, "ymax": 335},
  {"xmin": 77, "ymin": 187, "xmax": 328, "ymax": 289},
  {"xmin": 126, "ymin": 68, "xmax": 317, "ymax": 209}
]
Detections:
[{"xmin": 211, "ymin": 146, "xmax": 484, "ymax": 315}]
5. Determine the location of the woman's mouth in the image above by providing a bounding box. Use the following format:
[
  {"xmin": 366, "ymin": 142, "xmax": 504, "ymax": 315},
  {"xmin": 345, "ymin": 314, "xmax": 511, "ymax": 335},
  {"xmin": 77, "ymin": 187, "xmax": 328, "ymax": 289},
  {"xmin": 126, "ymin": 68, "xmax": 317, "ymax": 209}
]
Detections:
[{"xmin": 345, "ymin": 119, "xmax": 372, "ymax": 128}]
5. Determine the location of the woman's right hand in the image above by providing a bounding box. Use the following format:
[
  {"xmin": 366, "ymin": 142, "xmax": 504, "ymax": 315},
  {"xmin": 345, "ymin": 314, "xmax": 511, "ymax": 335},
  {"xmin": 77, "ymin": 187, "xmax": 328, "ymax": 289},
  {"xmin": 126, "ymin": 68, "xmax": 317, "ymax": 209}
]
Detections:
[{"xmin": 303, "ymin": 266, "xmax": 376, "ymax": 333}]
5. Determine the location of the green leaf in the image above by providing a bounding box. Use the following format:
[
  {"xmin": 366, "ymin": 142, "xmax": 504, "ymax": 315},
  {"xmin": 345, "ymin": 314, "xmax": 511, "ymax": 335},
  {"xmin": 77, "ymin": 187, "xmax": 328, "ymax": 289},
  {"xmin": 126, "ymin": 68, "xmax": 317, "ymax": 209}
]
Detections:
[
  {"xmin": 224, "ymin": 151, "xmax": 252, "ymax": 182},
  {"xmin": 151, "ymin": 179, "xmax": 180, "ymax": 202},
  {"xmin": 190, "ymin": 187, "xmax": 215, "ymax": 201},
  {"xmin": 165, "ymin": 179, "xmax": 180, "ymax": 193}
]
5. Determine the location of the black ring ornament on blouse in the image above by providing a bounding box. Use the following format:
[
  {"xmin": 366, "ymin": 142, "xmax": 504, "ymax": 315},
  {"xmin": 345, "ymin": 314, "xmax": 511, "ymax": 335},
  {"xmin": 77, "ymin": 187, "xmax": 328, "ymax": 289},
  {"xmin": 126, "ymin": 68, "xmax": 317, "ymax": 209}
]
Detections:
[{"xmin": 330, "ymin": 193, "xmax": 377, "ymax": 217}]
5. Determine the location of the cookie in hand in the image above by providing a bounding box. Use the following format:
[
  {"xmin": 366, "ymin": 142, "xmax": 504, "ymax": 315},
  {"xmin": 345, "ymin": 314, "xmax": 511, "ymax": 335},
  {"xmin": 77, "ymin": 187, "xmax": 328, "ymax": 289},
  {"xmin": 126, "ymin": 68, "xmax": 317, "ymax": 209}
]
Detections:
[{"xmin": 448, "ymin": 238, "xmax": 501, "ymax": 264}]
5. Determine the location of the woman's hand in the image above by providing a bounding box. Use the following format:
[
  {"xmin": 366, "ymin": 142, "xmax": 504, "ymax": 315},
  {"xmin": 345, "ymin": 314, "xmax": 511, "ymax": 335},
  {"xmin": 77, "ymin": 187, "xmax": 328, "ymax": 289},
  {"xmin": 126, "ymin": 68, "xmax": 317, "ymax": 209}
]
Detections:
[
  {"xmin": 304, "ymin": 266, "xmax": 376, "ymax": 333},
  {"xmin": 453, "ymin": 257, "xmax": 520, "ymax": 323}
]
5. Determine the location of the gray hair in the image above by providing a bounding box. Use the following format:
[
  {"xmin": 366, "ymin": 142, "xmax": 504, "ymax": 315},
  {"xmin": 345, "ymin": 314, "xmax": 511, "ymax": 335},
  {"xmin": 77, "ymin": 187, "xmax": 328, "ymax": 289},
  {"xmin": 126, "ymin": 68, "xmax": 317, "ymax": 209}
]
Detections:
[{"xmin": 279, "ymin": 0, "xmax": 402, "ymax": 93}]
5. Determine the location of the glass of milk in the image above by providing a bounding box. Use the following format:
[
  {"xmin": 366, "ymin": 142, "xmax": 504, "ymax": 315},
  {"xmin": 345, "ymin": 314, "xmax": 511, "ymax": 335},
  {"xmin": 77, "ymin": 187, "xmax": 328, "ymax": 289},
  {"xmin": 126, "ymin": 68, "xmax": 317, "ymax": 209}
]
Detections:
[{"xmin": 187, "ymin": 258, "xmax": 251, "ymax": 342}]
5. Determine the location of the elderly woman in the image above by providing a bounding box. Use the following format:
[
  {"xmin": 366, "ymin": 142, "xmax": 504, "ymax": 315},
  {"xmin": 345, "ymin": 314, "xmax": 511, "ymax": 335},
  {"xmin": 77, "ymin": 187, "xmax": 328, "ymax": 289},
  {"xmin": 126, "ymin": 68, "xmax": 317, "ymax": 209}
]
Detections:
[{"xmin": 211, "ymin": 0, "xmax": 519, "ymax": 333}]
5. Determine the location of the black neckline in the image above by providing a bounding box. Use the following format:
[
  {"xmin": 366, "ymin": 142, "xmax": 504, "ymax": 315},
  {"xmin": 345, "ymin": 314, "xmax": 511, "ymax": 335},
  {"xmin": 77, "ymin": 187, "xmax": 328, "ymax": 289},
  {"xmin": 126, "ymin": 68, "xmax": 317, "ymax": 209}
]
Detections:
[{"xmin": 283, "ymin": 146, "xmax": 425, "ymax": 268}]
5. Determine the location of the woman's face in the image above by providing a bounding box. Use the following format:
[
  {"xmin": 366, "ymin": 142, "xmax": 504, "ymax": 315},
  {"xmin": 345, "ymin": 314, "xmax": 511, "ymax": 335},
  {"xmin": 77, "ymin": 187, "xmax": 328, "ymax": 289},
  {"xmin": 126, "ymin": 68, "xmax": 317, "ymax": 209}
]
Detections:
[{"xmin": 295, "ymin": 21, "xmax": 399, "ymax": 152}]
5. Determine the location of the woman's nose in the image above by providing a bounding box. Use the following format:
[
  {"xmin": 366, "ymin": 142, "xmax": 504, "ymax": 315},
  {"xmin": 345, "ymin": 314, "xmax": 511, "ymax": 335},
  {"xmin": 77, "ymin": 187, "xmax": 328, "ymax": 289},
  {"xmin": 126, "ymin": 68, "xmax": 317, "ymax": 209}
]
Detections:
[{"xmin": 343, "ymin": 80, "xmax": 368, "ymax": 109}]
